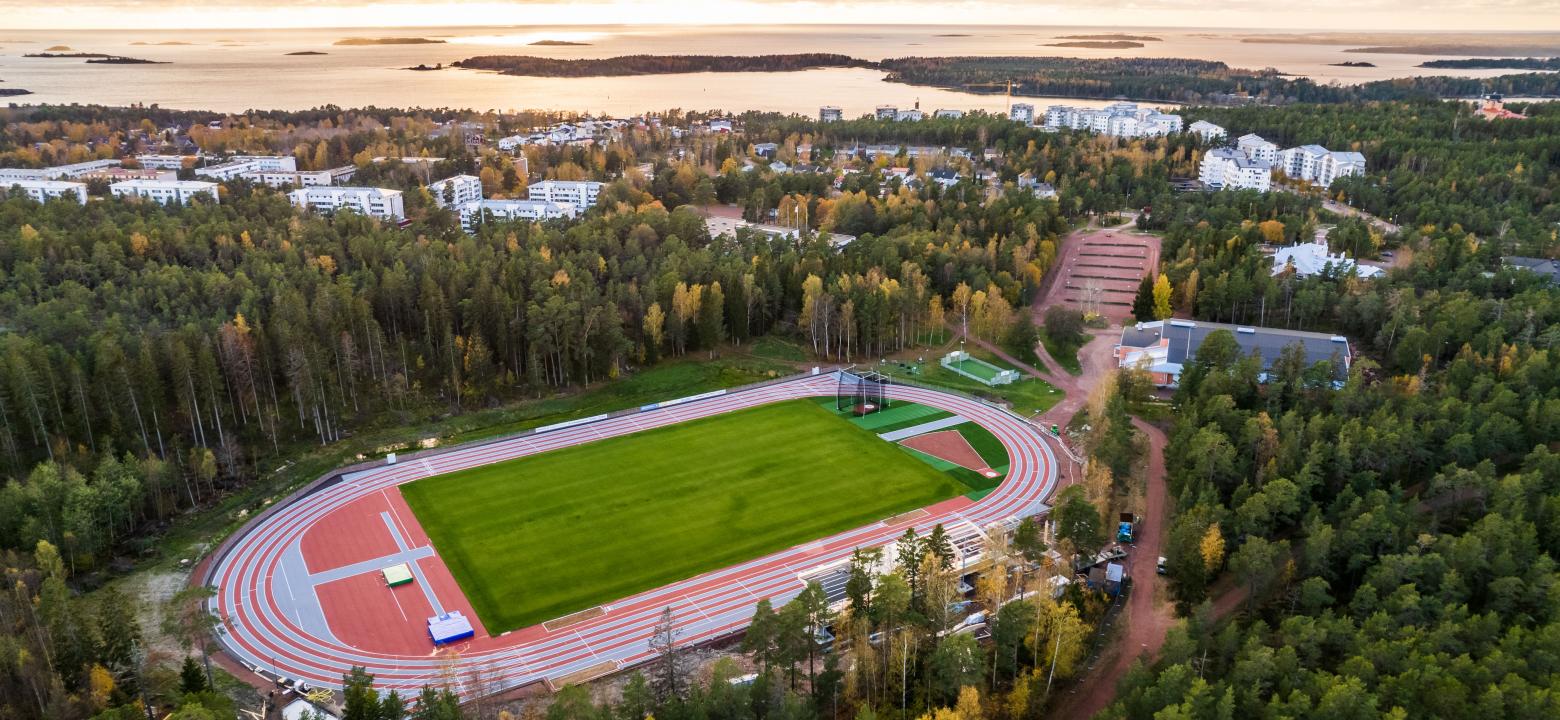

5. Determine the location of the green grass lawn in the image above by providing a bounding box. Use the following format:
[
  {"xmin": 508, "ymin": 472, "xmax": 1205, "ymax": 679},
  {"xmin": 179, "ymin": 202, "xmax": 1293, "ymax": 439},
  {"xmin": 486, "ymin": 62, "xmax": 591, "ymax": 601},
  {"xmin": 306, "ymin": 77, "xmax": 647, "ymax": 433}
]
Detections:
[
  {"xmin": 903, "ymin": 353, "xmax": 1065, "ymax": 417},
  {"xmin": 401, "ymin": 399, "xmax": 964, "ymax": 633},
  {"xmin": 948, "ymin": 357, "xmax": 1006, "ymax": 382}
]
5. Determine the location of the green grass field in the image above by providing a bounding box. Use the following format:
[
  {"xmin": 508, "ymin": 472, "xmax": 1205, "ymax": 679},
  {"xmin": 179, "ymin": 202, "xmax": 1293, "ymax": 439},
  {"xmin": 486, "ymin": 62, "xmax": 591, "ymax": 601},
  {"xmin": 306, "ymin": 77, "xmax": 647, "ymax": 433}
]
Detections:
[
  {"xmin": 401, "ymin": 399, "xmax": 964, "ymax": 633},
  {"xmin": 949, "ymin": 357, "xmax": 1005, "ymax": 382}
]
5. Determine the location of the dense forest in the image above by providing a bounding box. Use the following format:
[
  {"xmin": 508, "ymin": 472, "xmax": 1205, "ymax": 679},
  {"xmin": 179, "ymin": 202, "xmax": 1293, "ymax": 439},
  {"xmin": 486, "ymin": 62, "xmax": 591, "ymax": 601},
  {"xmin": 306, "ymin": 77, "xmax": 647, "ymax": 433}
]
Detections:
[
  {"xmin": 1418, "ymin": 57, "xmax": 1560, "ymax": 70},
  {"xmin": 2, "ymin": 92, "xmax": 1560, "ymax": 719},
  {"xmin": 875, "ymin": 57, "xmax": 1560, "ymax": 104},
  {"xmin": 1181, "ymin": 100, "xmax": 1560, "ymax": 254}
]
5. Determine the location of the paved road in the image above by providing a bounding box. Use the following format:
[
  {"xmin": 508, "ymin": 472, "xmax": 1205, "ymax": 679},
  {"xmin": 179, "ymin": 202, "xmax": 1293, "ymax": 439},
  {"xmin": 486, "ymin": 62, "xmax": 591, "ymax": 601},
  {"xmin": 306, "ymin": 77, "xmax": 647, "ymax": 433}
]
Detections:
[{"xmin": 204, "ymin": 373, "xmax": 1059, "ymax": 696}]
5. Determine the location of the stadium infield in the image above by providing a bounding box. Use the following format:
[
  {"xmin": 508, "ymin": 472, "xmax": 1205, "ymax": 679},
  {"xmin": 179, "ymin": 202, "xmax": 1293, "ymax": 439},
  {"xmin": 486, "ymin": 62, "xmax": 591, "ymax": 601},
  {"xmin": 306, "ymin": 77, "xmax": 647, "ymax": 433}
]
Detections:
[{"xmin": 401, "ymin": 399, "xmax": 965, "ymax": 633}]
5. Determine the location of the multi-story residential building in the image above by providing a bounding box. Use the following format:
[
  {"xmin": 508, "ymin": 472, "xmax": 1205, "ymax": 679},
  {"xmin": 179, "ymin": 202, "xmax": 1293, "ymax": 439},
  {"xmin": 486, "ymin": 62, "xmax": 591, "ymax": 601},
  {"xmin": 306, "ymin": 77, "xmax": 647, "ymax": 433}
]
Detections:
[
  {"xmin": 428, "ymin": 174, "xmax": 485, "ymax": 208},
  {"xmin": 528, "ymin": 180, "xmax": 604, "ymax": 209},
  {"xmin": 1188, "ymin": 120, "xmax": 1227, "ymax": 142},
  {"xmin": 819, "ymin": 106, "xmax": 844, "ymax": 123},
  {"xmin": 1275, "ymin": 145, "xmax": 1366, "ymax": 186},
  {"xmin": 874, "ymin": 105, "xmax": 898, "ymax": 121},
  {"xmin": 1042, "ymin": 103, "xmax": 1182, "ymax": 138},
  {"xmin": 135, "ymin": 154, "xmax": 197, "ymax": 170},
  {"xmin": 1200, "ymin": 148, "xmax": 1271, "ymax": 191},
  {"xmin": 895, "ymin": 108, "xmax": 924, "ymax": 122},
  {"xmin": 455, "ymin": 199, "xmax": 577, "ymax": 230},
  {"xmin": 1010, "ymin": 103, "xmax": 1035, "ymax": 124},
  {"xmin": 80, "ymin": 168, "xmax": 178, "ymax": 182},
  {"xmin": 1236, "ymin": 134, "xmax": 1279, "ymax": 164},
  {"xmin": 1320, "ymin": 151, "xmax": 1366, "ymax": 186},
  {"xmin": 707, "ymin": 119, "xmax": 734, "ymax": 133},
  {"xmin": 287, "ymin": 186, "xmax": 404, "ymax": 220},
  {"xmin": 0, "ymin": 159, "xmax": 123, "ymax": 183},
  {"xmin": 933, "ymin": 109, "xmax": 963, "ymax": 119},
  {"xmin": 110, "ymin": 179, "xmax": 220, "ymax": 205},
  {"xmin": 196, "ymin": 155, "xmax": 297, "ymax": 181},
  {"xmin": 5, "ymin": 179, "xmax": 88, "ymax": 204},
  {"xmin": 1278, "ymin": 144, "xmax": 1329, "ymax": 182},
  {"xmin": 1143, "ymin": 112, "xmax": 1183, "ymax": 135},
  {"xmin": 242, "ymin": 166, "xmax": 356, "ymax": 189}
]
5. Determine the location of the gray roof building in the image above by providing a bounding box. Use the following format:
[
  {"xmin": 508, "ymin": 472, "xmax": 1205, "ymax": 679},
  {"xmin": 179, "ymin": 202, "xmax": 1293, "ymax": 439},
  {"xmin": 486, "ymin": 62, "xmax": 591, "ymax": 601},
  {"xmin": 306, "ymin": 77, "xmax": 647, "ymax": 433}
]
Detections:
[
  {"xmin": 1505, "ymin": 256, "xmax": 1560, "ymax": 284},
  {"xmin": 1117, "ymin": 319, "xmax": 1350, "ymax": 384}
]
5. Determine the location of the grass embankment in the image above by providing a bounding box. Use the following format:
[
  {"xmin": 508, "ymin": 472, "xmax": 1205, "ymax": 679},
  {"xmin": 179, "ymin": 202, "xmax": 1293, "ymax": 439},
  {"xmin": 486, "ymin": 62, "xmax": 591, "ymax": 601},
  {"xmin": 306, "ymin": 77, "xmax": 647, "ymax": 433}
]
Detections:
[
  {"xmin": 401, "ymin": 400, "xmax": 963, "ymax": 633},
  {"xmin": 882, "ymin": 349, "xmax": 1064, "ymax": 417}
]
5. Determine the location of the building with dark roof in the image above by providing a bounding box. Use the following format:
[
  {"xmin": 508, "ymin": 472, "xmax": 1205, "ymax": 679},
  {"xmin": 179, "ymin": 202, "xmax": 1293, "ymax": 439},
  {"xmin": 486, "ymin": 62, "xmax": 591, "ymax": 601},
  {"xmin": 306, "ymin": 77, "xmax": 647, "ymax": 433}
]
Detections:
[
  {"xmin": 1115, "ymin": 319, "xmax": 1350, "ymax": 386},
  {"xmin": 1505, "ymin": 256, "xmax": 1560, "ymax": 285}
]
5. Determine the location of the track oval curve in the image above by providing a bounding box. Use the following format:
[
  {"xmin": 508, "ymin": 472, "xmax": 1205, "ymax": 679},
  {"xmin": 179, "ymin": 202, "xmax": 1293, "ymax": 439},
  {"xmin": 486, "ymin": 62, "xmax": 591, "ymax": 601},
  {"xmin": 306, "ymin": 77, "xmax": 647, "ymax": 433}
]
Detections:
[{"xmin": 205, "ymin": 373, "xmax": 1058, "ymax": 694}]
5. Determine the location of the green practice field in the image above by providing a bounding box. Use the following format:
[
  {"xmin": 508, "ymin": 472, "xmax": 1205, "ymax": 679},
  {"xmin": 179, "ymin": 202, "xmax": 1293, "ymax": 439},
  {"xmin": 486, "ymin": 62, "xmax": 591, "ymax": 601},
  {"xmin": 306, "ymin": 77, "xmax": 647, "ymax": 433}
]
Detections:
[{"xmin": 401, "ymin": 399, "xmax": 965, "ymax": 633}]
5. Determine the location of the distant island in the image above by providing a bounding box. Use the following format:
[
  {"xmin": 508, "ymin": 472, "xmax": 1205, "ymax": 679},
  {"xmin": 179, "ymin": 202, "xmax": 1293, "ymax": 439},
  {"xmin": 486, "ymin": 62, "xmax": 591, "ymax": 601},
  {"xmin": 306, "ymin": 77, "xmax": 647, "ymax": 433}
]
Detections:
[
  {"xmin": 1055, "ymin": 33, "xmax": 1163, "ymax": 42},
  {"xmin": 285, "ymin": 51, "xmax": 328, "ymax": 56},
  {"xmin": 934, "ymin": 34, "xmax": 971, "ymax": 37},
  {"xmin": 1417, "ymin": 57, "xmax": 1560, "ymax": 70},
  {"xmin": 529, "ymin": 40, "xmax": 591, "ymax": 46},
  {"xmin": 1330, "ymin": 61, "xmax": 1378, "ymax": 67},
  {"xmin": 1045, "ymin": 41, "xmax": 1144, "ymax": 49},
  {"xmin": 86, "ymin": 56, "xmax": 169, "ymax": 64},
  {"xmin": 43, "ymin": 45, "xmax": 71, "ymax": 51},
  {"xmin": 406, "ymin": 63, "xmax": 446, "ymax": 71},
  {"xmin": 0, "ymin": 88, "xmax": 32, "ymax": 97},
  {"xmin": 131, "ymin": 41, "xmax": 193, "ymax": 46},
  {"xmin": 335, "ymin": 37, "xmax": 445, "ymax": 46},
  {"xmin": 25, "ymin": 52, "xmax": 166, "ymax": 64},
  {"xmin": 453, "ymin": 53, "xmax": 872, "ymax": 77}
]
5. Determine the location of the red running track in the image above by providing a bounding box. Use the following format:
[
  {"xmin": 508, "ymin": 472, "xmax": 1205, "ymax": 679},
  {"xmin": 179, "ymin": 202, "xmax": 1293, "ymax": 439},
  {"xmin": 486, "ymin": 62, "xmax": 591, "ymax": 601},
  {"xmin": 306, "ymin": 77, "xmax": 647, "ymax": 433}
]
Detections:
[{"xmin": 204, "ymin": 374, "xmax": 1058, "ymax": 695}]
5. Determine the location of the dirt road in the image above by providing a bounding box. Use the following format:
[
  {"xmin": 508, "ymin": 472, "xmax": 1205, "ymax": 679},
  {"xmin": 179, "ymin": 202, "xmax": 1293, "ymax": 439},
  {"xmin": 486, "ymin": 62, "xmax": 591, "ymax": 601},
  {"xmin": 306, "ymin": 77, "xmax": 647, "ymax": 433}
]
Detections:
[{"xmin": 1046, "ymin": 418, "xmax": 1173, "ymax": 720}]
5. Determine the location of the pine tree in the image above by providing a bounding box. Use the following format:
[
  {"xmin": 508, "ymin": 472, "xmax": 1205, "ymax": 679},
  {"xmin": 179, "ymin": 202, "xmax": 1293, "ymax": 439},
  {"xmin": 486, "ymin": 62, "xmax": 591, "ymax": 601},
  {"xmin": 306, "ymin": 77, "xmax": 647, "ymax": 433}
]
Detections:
[{"xmin": 1131, "ymin": 274, "xmax": 1155, "ymax": 322}]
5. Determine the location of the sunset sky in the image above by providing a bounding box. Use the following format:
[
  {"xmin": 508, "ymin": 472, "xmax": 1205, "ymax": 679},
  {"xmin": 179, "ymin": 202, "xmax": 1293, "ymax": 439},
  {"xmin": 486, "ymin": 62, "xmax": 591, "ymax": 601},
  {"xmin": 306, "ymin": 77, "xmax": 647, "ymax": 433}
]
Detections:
[{"xmin": 7, "ymin": 0, "xmax": 1560, "ymax": 31}]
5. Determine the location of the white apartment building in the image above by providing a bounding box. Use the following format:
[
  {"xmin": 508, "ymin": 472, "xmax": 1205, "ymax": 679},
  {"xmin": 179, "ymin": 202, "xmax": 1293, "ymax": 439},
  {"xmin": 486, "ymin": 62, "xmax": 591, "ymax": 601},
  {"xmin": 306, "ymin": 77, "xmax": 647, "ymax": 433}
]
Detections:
[
  {"xmin": 895, "ymin": 108, "xmax": 924, "ymax": 122},
  {"xmin": 0, "ymin": 159, "xmax": 122, "ymax": 183},
  {"xmin": 1200, "ymin": 148, "xmax": 1271, "ymax": 191},
  {"xmin": 1236, "ymin": 134, "xmax": 1279, "ymax": 164},
  {"xmin": 1042, "ymin": 103, "xmax": 1183, "ymax": 138},
  {"xmin": 1321, "ymin": 151, "xmax": 1366, "ymax": 185},
  {"xmin": 196, "ymin": 155, "xmax": 297, "ymax": 181},
  {"xmin": 242, "ymin": 166, "xmax": 355, "ymax": 189},
  {"xmin": 136, "ymin": 154, "xmax": 197, "ymax": 170},
  {"xmin": 1010, "ymin": 103, "xmax": 1035, "ymax": 124},
  {"xmin": 933, "ymin": 109, "xmax": 964, "ymax": 119},
  {"xmin": 1277, "ymin": 145, "xmax": 1366, "ymax": 186},
  {"xmin": 428, "ymin": 174, "xmax": 485, "ymax": 208},
  {"xmin": 49, "ymin": 159, "xmax": 123, "ymax": 178},
  {"xmin": 6, "ymin": 179, "xmax": 88, "ymax": 204},
  {"xmin": 875, "ymin": 105, "xmax": 898, "ymax": 121},
  {"xmin": 455, "ymin": 199, "xmax": 577, "ymax": 230},
  {"xmin": 110, "ymin": 179, "xmax": 220, "ymax": 205},
  {"xmin": 819, "ymin": 106, "xmax": 844, "ymax": 123},
  {"xmin": 528, "ymin": 180, "xmax": 604, "ymax": 209},
  {"xmin": 1188, "ymin": 120, "xmax": 1227, "ymax": 142},
  {"xmin": 288, "ymin": 186, "xmax": 404, "ymax": 220}
]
